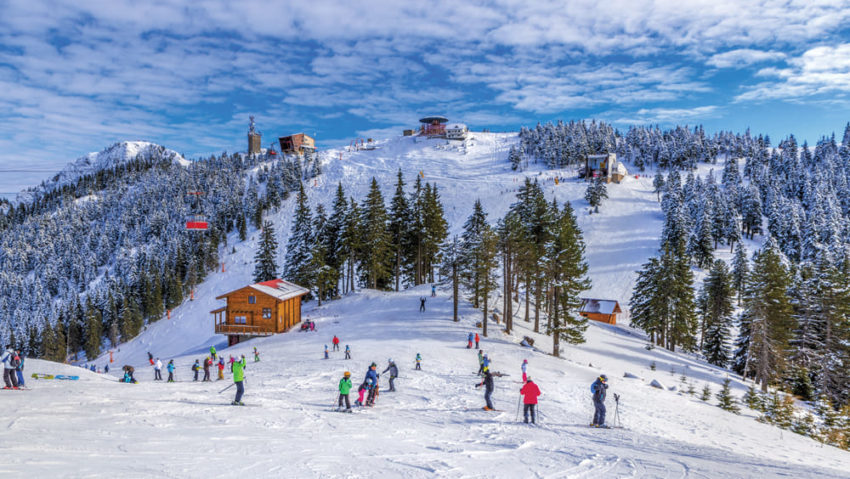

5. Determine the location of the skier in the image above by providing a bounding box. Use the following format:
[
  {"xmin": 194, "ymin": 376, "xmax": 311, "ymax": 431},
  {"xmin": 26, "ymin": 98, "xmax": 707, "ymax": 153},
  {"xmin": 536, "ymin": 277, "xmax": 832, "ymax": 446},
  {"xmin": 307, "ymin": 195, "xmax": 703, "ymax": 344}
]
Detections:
[
  {"xmin": 192, "ymin": 359, "xmax": 200, "ymax": 381},
  {"xmin": 431, "ymin": 284, "xmax": 436, "ymax": 297},
  {"xmin": 147, "ymin": 352, "xmax": 154, "ymax": 365},
  {"xmin": 332, "ymin": 335, "xmax": 340, "ymax": 352},
  {"xmin": 338, "ymin": 371, "xmax": 352, "ymax": 412},
  {"xmin": 382, "ymin": 359, "xmax": 399, "ymax": 392},
  {"xmin": 1, "ymin": 347, "xmax": 18, "ymax": 389},
  {"xmin": 104, "ymin": 364, "xmax": 109, "ymax": 374},
  {"xmin": 591, "ymin": 374, "xmax": 609, "ymax": 427},
  {"xmin": 232, "ymin": 354, "xmax": 247, "ymax": 406},
  {"xmin": 202, "ymin": 357, "xmax": 212, "ymax": 381},
  {"xmin": 419, "ymin": 296, "xmax": 426, "ymax": 312},
  {"xmin": 217, "ymin": 357, "xmax": 225, "ymax": 380},
  {"xmin": 477, "ymin": 350, "xmax": 485, "ymax": 376},
  {"xmin": 310, "ymin": 321, "xmax": 316, "ymax": 332},
  {"xmin": 520, "ymin": 377, "xmax": 541, "ymax": 424},
  {"xmin": 521, "ymin": 359, "xmax": 528, "ymax": 383},
  {"xmin": 415, "ymin": 353, "xmax": 422, "ymax": 370},
  {"xmin": 355, "ymin": 381, "xmax": 368, "ymax": 407},
  {"xmin": 122, "ymin": 365, "xmax": 137, "ymax": 383},
  {"xmin": 345, "ymin": 345, "xmax": 351, "ymax": 360},
  {"xmin": 209, "ymin": 345, "xmax": 217, "ymax": 361},
  {"xmin": 228, "ymin": 355, "xmax": 235, "ymax": 372},
  {"xmin": 14, "ymin": 350, "xmax": 25, "ymax": 388},
  {"xmin": 154, "ymin": 358, "xmax": 163, "ymax": 381},
  {"xmin": 253, "ymin": 347, "xmax": 260, "ymax": 362},
  {"xmin": 475, "ymin": 332, "xmax": 480, "ymax": 349},
  {"xmin": 482, "ymin": 353, "xmax": 491, "ymax": 371},
  {"xmin": 475, "ymin": 368, "xmax": 495, "ymax": 411},
  {"xmin": 467, "ymin": 332, "xmax": 474, "ymax": 349},
  {"xmin": 365, "ymin": 363, "xmax": 379, "ymax": 406},
  {"xmin": 324, "ymin": 345, "xmax": 329, "ymax": 359},
  {"xmin": 166, "ymin": 360, "xmax": 175, "ymax": 382}
]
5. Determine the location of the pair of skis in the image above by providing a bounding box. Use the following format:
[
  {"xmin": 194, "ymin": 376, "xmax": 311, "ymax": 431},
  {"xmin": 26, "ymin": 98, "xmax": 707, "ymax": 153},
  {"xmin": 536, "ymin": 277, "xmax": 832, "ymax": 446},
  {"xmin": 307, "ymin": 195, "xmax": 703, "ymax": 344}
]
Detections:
[{"xmin": 30, "ymin": 373, "xmax": 79, "ymax": 380}]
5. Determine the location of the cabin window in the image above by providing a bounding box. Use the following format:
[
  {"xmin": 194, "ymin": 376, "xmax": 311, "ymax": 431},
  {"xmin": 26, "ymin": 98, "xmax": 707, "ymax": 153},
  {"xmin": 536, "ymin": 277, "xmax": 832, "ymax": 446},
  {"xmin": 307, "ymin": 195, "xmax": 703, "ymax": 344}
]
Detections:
[
  {"xmin": 262, "ymin": 308, "xmax": 272, "ymax": 319},
  {"xmin": 248, "ymin": 296, "xmax": 256, "ymax": 304},
  {"xmin": 234, "ymin": 315, "xmax": 247, "ymax": 325}
]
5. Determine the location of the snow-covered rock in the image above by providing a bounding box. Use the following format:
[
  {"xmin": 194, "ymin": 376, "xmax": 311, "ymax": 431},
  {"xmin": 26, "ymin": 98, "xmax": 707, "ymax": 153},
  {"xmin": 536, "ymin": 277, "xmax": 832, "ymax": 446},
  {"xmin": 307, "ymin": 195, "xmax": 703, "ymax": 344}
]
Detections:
[
  {"xmin": 623, "ymin": 371, "xmax": 643, "ymax": 380},
  {"xmin": 650, "ymin": 379, "xmax": 666, "ymax": 389}
]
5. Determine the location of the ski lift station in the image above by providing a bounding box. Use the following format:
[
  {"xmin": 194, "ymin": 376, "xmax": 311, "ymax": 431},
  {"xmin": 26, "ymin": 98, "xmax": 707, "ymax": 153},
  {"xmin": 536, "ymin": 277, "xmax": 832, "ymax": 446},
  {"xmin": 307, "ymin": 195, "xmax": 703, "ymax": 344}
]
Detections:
[
  {"xmin": 417, "ymin": 116, "xmax": 468, "ymax": 140},
  {"xmin": 582, "ymin": 153, "xmax": 629, "ymax": 184}
]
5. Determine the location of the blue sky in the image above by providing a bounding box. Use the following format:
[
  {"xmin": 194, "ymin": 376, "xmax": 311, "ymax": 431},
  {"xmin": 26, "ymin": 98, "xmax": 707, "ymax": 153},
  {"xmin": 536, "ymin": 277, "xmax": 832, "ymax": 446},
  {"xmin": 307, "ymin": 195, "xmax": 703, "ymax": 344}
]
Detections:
[{"xmin": 2, "ymin": 0, "xmax": 850, "ymax": 196}]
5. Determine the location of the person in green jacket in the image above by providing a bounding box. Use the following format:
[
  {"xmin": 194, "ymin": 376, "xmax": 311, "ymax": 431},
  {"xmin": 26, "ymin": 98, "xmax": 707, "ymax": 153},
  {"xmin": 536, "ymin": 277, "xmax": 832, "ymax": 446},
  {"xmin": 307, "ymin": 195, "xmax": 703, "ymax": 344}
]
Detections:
[
  {"xmin": 338, "ymin": 371, "xmax": 352, "ymax": 412},
  {"xmin": 210, "ymin": 345, "xmax": 217, "ymax": 361},
  {"xmin": 232, "ymin": 355, "xmax": 246, "ymax": 406}
]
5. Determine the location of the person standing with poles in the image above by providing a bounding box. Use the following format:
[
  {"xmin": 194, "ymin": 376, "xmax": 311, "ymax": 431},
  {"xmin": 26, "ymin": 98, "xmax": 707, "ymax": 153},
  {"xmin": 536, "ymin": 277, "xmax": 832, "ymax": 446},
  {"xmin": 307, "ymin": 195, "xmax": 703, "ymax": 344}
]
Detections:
[
  {"xmin": 520, "ymin": 377, "xmax": 541, "ymax": 424},
  {"xmin": 332, "ymin": 336, "xmax": 340, "ymax": 352},
  {"xmin": 14, "ymin": 350, "xmax": 25, "ymax": 388},
  {"xmin": 591, "ymin": 374, "xmax": 609, "ymax": 427},
  {"xmin": 217, "ymin": 357, "xmax": 225, "ymax": 380},
  {"xmin": 476, "ymin": 368, "xmax": 495, "ymax": 411},
  {"xmin": 477, "ymin": 350, "xmax": 485, "ymax": 376},
  {"xmin": 192, "ymin": 359, "xmax": 200, "ymax": 381},
  {"xmin": 231, "ymin": 355, "xmax": 247, "ymax": 405},
  {"xmin": 345, "ymin": 345, "xmax": 351, "ymax": 360},
  {"xmin": 521, "ymin": 359, "xmax": 528, "ymax": 383},
  {"xmin": 202, "ymin": 356, "xmax": 212, "ymax": 382},
  {"xmin": 167, "ymin": 360, "xmax": 175, "ymax": 382},
  {"xmin": 382, "ymin": 359, "xmax": 399, "ymax": 392},
  {"xmin": 154, "ymin": 358, "xmax": 163, "ymax": 381}
]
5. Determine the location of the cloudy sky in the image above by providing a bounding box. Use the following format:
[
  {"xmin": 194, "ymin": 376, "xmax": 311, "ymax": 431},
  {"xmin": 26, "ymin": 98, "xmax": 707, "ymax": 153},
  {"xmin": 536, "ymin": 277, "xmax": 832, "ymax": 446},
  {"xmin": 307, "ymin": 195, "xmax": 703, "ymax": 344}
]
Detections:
[{"xmin": 2, "ymin": 0, "xmax": 850, "ymax": 195}]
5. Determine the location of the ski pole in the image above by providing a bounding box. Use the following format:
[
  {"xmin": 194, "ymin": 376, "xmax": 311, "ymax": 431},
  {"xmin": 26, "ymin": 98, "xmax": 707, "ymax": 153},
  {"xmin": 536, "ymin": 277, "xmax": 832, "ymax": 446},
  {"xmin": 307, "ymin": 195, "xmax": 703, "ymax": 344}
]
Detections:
[
  {"xmin": 218, "ymin": 383, "xmax": 235, "ymax": 394},
  {"xmin": 515, "ymin": 393, "xmax": 522, "ymax": 421}
]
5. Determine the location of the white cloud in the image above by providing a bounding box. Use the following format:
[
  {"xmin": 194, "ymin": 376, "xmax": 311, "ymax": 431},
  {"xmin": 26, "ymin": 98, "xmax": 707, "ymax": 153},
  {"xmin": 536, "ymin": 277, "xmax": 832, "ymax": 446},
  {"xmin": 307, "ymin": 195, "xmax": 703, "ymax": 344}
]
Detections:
[
  {"xmin": 611, "ymin": 105, "xmax": 720, "ymax": 125},
  {"xmin": 736, "ymin": 43, "xmax": 850, "ymax": 101},
  {"xmin": 707, "ymin": 49, "xmax": 786, "ymax": 68}
]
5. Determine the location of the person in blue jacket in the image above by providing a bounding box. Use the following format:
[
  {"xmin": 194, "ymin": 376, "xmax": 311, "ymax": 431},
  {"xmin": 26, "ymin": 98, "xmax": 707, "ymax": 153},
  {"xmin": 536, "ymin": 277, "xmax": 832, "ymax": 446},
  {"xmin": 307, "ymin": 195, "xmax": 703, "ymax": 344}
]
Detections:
[
  {"xmin": 591, "ymin": 374, "xmax": 609, "ymax": 427},
  {"xmin": 166, "ymin": 359, "xmax": 175, "ymax": 382},
  {"xmin": 365, "ymin": 363, "xmax": 379, "ymax": 406},
  {"xmin": 467, "ymin": 332, "xmax": 474, "ymax": 349}
]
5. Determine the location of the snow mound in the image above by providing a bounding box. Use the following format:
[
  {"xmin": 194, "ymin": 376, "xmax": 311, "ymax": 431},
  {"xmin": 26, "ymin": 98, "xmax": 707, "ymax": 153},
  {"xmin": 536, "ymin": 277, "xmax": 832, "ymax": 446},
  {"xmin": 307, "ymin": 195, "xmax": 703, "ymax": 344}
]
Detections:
[{"xmin": 650, "ymin": 379, "xmax": 666, "ymax": 389}]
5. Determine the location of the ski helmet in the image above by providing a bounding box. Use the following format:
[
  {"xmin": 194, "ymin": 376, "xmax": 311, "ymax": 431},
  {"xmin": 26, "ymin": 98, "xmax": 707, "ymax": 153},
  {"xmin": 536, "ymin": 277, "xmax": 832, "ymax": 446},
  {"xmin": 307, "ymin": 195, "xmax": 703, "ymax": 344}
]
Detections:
[
  {"xmin": 600, "ymin": 374, "xmax": 608, "ymax": 382},
  {"xmin": 344, "ymin": 371, "xmax": 351, "ymax": 377},
  {"xmin": 370, "ymin": 362, "xmax": 377, "ymax": 368},
  {"xmin": 523, "ymin": 359, "xmax": 528, "ymax": 364},
  {"xmin": 388, "ymin": 358, "xmax": 393, "ymax": 363},
  {"xmin": 526, "ymin": 376, "xmax": 532, "ymax": 382}
]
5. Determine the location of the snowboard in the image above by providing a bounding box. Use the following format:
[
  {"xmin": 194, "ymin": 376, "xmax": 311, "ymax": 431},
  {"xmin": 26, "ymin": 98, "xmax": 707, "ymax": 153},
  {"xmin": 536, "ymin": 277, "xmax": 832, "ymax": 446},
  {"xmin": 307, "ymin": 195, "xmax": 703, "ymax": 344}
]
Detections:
[
  {"xmin": 31, "ymin": 373, "xmax": 54, "ymax": 380},
  {"xmin": 31, "ymin": 373, "xmax": 78, "ymax": 380}
]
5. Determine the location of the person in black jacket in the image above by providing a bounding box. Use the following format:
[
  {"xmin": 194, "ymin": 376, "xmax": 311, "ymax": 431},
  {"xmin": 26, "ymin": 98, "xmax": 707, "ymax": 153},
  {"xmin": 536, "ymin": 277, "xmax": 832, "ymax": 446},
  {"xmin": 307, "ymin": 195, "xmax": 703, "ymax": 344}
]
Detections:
[
  {"xmin": 591, "ymin": 374, "xmax": 609, "ymax": 427},
  {"xmin": 476, "ymin": 368, "xmax": 495, "ymax": 410},
  {"xmin": 382, "ymin": 359, "xmax": 399, "ymax": 392}
]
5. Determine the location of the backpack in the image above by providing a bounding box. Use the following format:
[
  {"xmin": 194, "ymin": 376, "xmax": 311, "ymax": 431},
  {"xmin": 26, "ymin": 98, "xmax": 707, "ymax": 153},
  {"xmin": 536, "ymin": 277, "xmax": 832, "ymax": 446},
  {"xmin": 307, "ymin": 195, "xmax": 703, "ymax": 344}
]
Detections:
[{"xmin": 192, "ymin": 363, "xmax": 199, "ymax": 371}]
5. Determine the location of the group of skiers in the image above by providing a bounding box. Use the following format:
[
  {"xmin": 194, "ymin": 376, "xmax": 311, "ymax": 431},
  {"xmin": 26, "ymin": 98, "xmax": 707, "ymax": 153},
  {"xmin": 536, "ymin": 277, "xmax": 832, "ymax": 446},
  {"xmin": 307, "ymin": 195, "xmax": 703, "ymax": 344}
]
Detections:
[
  {"xmin": 1, "ymin": 347, "xmax": 25, "ymax": 389},
  {"xmin": 336, "ymin": 355, "xmax": 422, "ymax": 412}
]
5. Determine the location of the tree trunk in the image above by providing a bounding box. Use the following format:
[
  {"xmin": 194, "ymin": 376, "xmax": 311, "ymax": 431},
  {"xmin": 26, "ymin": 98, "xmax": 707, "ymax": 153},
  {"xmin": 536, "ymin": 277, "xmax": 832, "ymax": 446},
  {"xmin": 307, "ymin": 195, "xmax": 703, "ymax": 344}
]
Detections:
[
  {"xmin": 534, "ymin": 274, "xmax": 541, "ymax": 333},
  {"xmin": 483, "ymin": 288, "xmax": 489, "ymax": 338},
  {"xmin": 452, "ymin": 264, "xmax": 459, "ymax": 322},
  {"xmin": 524, "ymin": 273, "xmax": 530, "ymax": 322},
  {"xmin": 395, "ymin": 244, "xmax": 401, "ymax": 292},
  {"xmin": 552, "ymin": 286, "xmax": 560, "ymax": 357}
]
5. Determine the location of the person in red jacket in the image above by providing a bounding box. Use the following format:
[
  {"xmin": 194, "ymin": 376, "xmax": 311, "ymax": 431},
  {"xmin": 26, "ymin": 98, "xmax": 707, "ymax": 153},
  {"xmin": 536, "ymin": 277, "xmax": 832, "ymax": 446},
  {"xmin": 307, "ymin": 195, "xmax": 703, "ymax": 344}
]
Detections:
[
  {"xmin": 474, "ymin": 332, "xmax": 480, "ymax": 349},
  {"xmin": 520, "ymin": 377, "xmax": 542, "ymax": 424},
  {"xmin": 332, "ymin": 335, "xmax": 340, "ymax": 352}
]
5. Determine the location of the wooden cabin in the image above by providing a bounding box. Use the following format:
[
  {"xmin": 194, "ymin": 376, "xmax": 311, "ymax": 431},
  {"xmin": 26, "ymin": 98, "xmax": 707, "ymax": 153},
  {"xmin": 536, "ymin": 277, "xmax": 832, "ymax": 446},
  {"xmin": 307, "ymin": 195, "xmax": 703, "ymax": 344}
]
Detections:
[
  {"xmin": 211, "ymin": 279, "xmax": 309, "ymax": 346},
  {"xmin": 583, "ymin": 153, "xmax": 628, "ymax": 184},
  {"xmin": 278, "ymin": 133, "xmax": 316, "ymax": 156},
  {"xmin": 579, "ymin": 298, "xmax": 622, "ymax": 325}
]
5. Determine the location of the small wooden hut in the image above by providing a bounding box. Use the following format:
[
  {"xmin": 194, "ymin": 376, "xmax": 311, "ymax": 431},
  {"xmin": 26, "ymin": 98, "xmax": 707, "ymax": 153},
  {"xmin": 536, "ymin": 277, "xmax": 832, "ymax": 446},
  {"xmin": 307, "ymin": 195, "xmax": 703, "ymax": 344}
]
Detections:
[
  {"xmin": 579, "ymin": 298, "xmax": 622, "ymax": 325},
  {"xmin": 211, "ymin": 279, "xmax": 309, "ymax": 346}
]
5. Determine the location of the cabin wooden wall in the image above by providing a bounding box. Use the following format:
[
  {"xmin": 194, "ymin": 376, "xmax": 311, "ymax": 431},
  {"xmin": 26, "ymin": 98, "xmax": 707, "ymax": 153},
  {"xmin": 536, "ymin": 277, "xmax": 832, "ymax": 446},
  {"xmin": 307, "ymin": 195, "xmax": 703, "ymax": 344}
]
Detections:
[
  {"xmin": 224, "ymin": 287, "xmax": 278, "ymax": 331},
  {"xmin": 580, "ymin": 312, "xmax": 617, "ymax": 325}
]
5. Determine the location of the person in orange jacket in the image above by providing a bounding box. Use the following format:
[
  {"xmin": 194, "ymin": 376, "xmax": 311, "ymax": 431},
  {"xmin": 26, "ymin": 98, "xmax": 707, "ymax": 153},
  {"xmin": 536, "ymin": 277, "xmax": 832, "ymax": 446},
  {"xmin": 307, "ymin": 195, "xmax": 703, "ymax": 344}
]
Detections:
[
  {"xmin": 474, "ymin": 332, "xmax": 480, "ymax": 349},
  {"xmin": 520, "ymin": 377, "xmax": 542, "ymax": 424}
]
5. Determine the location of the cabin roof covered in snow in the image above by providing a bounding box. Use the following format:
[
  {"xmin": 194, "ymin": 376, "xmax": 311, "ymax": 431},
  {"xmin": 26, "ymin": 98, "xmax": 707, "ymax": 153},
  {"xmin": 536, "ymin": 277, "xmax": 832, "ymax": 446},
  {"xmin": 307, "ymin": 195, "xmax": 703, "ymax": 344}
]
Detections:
[
  {"xmin": 580, "ymin": 298, "xmax": 622, "ymax": 315},
  {"xmin": 447, "ymin": 123, "xmax": 467, "ymax": 130},
  {"xmin": 217, "ymin": 279, "xmax": 309, "ymax": 302}
]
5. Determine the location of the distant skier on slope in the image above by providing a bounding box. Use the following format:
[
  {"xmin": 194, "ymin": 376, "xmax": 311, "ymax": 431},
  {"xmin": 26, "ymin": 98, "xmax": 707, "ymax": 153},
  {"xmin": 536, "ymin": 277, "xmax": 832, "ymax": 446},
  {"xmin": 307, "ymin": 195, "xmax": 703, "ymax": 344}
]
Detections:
[
  {"xmin": 345, "ymin": 345, "xmax": 351, "ymax": 360},
  {"xmin": 475, "ymin": 332, "xmax": 480, "ymax": 349},
  {"xmin": 382, "ymin": 359, "xmax": 399, "ymax": 392},
  {"xmin": 324, "ymin": 345, "xmax": 329, "ymax": 360},
  {"xmin": 192, "ymin": 359, "xmax": 200, "ymax": 381},
  {"xmin": 431, "ymin": 284, "xmax": 436, "ymax": 297},
  {"xmin": 521, "ymin": 359, "xmax": 528, "ymax": 383},
  {"xmin": 467, "ymin": 332, "xmax": 474, "ymax": 349},
  {"xmin": 217, "ymin": 357, "xmax": 225, "ymax": 380},
  {"xmin": 338, "ymin": 371, "xmax": 352, "ymax": 412},
  {"xmin": 14, "ymin": 351, "xmax": 25, "ymax": 388},
  {"xmin": 476, "ymin": 368, "xmax": 495, "ymax": 411},
  {"xmin": 591, "ymin": 375, "xmax": 609, "ymax": 427},
  {"xmin": 415, "ymin": 353, "xmax": 422, "ymax": 370},
  {"xmin": 209, "ymin": 345, "xmax": 217, "ymax": 361},
  {"xmin": 253, "ymin": 347, "xmax": 260, "ymax": 362},
  {"xmin": 167, "ymin": 360, "xmax": 175, "ymax": 382},
  {"xmin": 332, "ymin": 335, "xmax": 340, "ymax": 352},
  {"xmin": 419, "ymin": 297, "xmax": 426, "ymax": 312},
  {"xmin": 154, "ymin": 358, "xmax": 163, "ymax": 381},
  {"xmin": 232, "ymin": 355, "xmax": 247, "ymax": 406},
  {"xmin": 520, "ymin": 377, "xmax": 541, "ymax": 424},
  {"xmin": 202, "ymin": 357, "xmax": 212, "ymax": 382},
  {"xmin": 477, "ymin": 350, "xmax": 485, "ymax": 376},
  {"xmin": 147, "ymin": 352, "xmax": 154, "ymax": 365}
]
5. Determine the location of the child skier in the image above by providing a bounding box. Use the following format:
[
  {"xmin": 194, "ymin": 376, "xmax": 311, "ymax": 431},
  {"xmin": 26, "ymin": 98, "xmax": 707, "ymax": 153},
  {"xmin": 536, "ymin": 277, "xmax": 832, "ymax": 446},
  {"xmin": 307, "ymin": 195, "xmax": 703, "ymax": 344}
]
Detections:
[
  {"xmin": 476, "ymin": 368, "xmax": 495, "ymax": 411},
  {"xmin": 355, "ymin": 381, "xmax": 368, "ymax": 407},
  {"xmin": 475, "ymin": 332, "xmax": 480, "ymax": 349},
  {"xmin": 167, "ymin": 360, "xmax": 175, "ymax": 382},
  {"xmin": 431, "ymin": 284, "xmax": 436, "ymax": 297},
  {"xmin": 232, "ymin": 355, "xmax": 247, "ymax": 406},
  {"xmin": 415, "ymin": 353, "xmax": 422, "ymax": 370},
  {"xmin": 324, "ymin": 345, "xmax": 329, "ymax": 360},
  {"xmin": 338, "ymin": 371, "xmax": 352, "ymax": 412},
  {"xmin": 467, "ymin": 332, "xmax": 474, "ymax": 349},
  {"xmin": 365, "ymin": 363, "xmax": 379, "ymax": 406},
  {"xmin": 382, "ymin": 359, "xmax": 399, "ymax": 392},
  {"xmin": 147, "ymin": 352, "xmax": 154, "ymax": 365},
  {"xmin": 419, "ymin": 296, "xmax": 426, "ymax": 312},
  {"xmin": 344, "ymin": 345, "xmax": 351, "ymax": 360},
  {"xmin": 520, "ymin": 377, "xmax": 541, "ymax": 424},
  {"xmin": 202, "ymin": 357, "xmax": 211, "ymax": 381},
  {"xmin": 192, "ymin": 359, "xmax": 200, "ymax": 381},
  {"xmin": 253, "ymin": 347, "xmax": 260, "ymax": 362},
  {"xmin": 14, "ymin": 351, "xmax": 25, "ymax": 388},
  {"xmin": 521, "ymin": 359, "xmax": 528, "ymax": 383},
  {"xmin": 332, "ymin": 335, "xmax": 340, "ymax": 351},
  {"xmin": 217, "ymin": 357, "xmax": 225, "ymax": 380},
  {"xmin": 477, "ymin": 350, "xmax": 485, "ymax": 376}
]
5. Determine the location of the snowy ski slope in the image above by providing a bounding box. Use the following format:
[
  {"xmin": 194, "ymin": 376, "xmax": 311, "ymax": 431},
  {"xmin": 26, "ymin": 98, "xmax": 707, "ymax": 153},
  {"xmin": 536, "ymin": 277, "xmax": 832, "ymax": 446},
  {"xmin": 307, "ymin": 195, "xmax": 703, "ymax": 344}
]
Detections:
[{"xmin": 4, "ymin": 133, "xmax": 849, "ymax": 477}]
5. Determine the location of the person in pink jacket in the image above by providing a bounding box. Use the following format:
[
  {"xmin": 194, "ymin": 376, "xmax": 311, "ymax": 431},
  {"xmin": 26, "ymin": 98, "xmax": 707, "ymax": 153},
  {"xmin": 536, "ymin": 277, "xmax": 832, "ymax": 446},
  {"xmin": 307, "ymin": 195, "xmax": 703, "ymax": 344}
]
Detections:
[{"xmin": 355, "ymin": 381, "xmax": 368, "ymax": 406}]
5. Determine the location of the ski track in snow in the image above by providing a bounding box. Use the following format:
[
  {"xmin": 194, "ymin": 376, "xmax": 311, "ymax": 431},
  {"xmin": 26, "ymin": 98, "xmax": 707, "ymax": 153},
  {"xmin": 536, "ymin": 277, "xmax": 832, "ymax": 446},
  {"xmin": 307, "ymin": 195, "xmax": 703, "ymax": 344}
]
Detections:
[{"xmin": 5, "ymin": 134, "xmax": 849, "ymax": 477}]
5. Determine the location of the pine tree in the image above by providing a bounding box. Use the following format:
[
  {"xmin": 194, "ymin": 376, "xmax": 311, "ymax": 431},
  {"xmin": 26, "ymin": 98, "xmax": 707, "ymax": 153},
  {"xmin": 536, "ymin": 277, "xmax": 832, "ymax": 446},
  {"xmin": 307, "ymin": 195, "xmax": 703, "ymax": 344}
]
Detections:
[
  {"xmin": 460, "ymin": 200, "xmax": 492, "ymax": 312},
  {"xmin": 421, "ymin": 183, "xmax": 448, "ymax": 283},
  {"xmin": 743, "ymin": 384, "xmax": 765, "ymax": 411},
  {"xmin": 652, "ymin": 172, "xmax": 665, "ymax": 202},
  {"xmin": 715, "ymin": 378, "xmax": 741, "ymax": 414},
  {"xmin": 731, "ymin": 243, "xmax": 749, "ymax": 305},
  {"xmin": 698, "ymin": 259, "xmax": 734, "ymax": 366},
  {"xmin": 388, "ymin": 169, "xmax": 411, "ymax": 291},
  {"xmin": 84, "ymin": 299, "xmax": 102, "ymax": 360},
  {"xmin": 255, "ymin": 220, "xmax": 281, "ymax": 283},
  {"xmin": 509, "ymin": 145, "xmax": 523, "ymax": 171},
  {"xmin": 547, "ymin": 201, "xmax": 592, "ymax": 355},
  {"xmin": 700, "ymin": 384, "xmax": 712, "ymax": 401},
  {"xmin": 281, "ymin": 184, "xmax": 311, "ymax": 287},
  {"xmin": 340, "ymin": 197, "xmax": 361, "ymax": 294},
  {"xmin": 440, "ymin": 235, "xmax": 462, "ymax": 322},
  {"xmin": 359, "ymin": 177, "xmax": 392, "ymax": 289}
]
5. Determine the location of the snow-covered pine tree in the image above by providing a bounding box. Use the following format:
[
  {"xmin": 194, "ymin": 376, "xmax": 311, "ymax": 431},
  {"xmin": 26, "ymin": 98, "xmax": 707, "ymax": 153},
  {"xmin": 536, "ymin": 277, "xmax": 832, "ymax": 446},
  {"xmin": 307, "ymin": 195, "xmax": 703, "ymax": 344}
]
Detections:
[
  {"xmin": 731, "ymin": 243, "xmax": 749, "ymax": 305},
  {"xmin": 388, "ymin": 169, "xmax": 411, "ymax": 291},
  {"xmin": 358, "ymin": 177, "xmax": 392, "ymax": 289},
  {"xmin": 281, "ymin": 184, "xmax": 312, "ymax": 288},
  {"xmin": 652, "ymin": 172, "xmax": 664, "ymax": 202},
  {"xmin": 700, "ymin": 384, "xmax": 712, "ymax": 402},
  {"xmin": 84, "ymin": 298, "xmax": 102, "ymax": 361},
  {"xmin": 255, "ymin": 220, "xmax": 281, "ymax": 284},
  {"xmin": 421, "ymin": 183, "xmax": 448, "ymax": 283},
  {"xmin": 439, "ymin": 235, "xmax": 462, "ymax": 322},
  {"xmin": 698, "ymin": 259, "xmax": 734, "ymax": 366},
  {"xmin": 546, "ymin": 200, "xmax": 591, "ymax": 354},
  {"xmin": 460, "ymin": 199, "xmax": 490, "ymax": 310}
]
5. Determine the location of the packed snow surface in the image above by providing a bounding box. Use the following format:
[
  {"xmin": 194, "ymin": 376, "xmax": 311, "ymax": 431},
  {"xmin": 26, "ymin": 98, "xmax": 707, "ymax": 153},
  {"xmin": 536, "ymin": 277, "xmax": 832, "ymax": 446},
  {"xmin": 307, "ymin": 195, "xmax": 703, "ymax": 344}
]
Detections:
[{"xmin": 4, "ymin": 133, "xmax": 849, "ymax": 477}]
